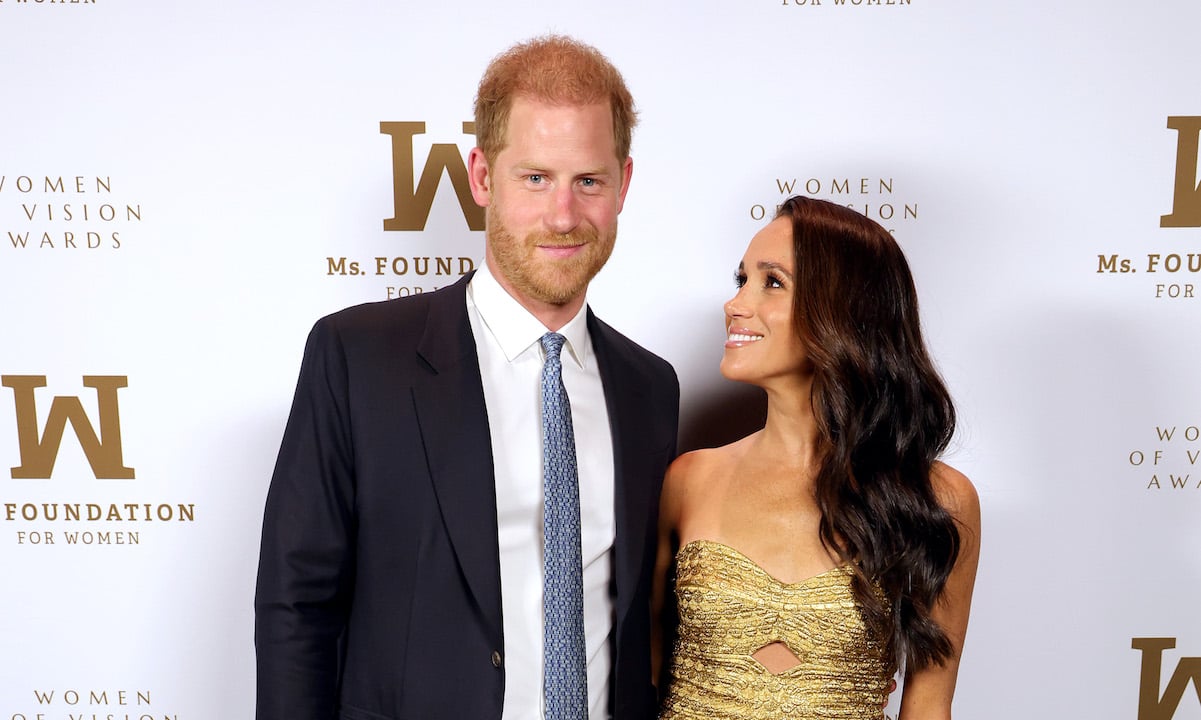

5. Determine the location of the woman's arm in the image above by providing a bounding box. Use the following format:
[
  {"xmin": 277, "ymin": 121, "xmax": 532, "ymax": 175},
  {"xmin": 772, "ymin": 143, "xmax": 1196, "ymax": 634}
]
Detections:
[
  {"xmin": 651, "ymin": 452, "xmax": 698, "ymax": 689},
  {"xmin": 898, "ymin": 462, "xmax": 982, "ymax": 720}
]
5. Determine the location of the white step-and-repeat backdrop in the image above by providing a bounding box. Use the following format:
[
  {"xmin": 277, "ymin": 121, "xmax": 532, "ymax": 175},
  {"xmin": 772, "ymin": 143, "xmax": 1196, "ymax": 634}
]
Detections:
[{"xmin": 2, "ymin": 2, "xmax": 1199, "ymax": 718}]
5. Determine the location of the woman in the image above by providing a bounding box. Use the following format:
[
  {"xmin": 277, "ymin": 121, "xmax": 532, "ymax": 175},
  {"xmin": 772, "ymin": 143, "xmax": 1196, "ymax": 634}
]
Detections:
[{"xmin": 653, "ymin": 196, "xmax": 980, "ymax": 719}]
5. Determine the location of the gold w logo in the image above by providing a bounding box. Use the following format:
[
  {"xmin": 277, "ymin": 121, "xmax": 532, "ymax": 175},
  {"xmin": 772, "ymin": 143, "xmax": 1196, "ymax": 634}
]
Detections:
[
  {"xmin": 2, "ymin": 375, "xmax": 135, "ymax": 479},
  {"xmin": 1161, "ymin": 117, "xmax": 1201, "ymax": 228},
  {"xmin": 1133, "ymin": 638, "xmax": 1201, "ymax": 720},
  {"xmin": 380, "ymin": 121, "xmax": 484, "ymax": 232}
]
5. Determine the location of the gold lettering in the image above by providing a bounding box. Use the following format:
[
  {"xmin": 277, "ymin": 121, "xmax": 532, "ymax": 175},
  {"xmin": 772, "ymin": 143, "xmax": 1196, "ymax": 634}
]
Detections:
[
  {"xmin": 1133, "ymin": 637, "xmax": 1201, "ymax": 719},
  {"xmin": 380, "ymin": 121, "xmax": 484, "ymax": 231},
  {"xmin": 1161, "ymin": 117, "xmax": 1201, "ymax": 228},
  {"xmin": 2, "ymin": 375, "xmax": 135, "ymax": 479}
]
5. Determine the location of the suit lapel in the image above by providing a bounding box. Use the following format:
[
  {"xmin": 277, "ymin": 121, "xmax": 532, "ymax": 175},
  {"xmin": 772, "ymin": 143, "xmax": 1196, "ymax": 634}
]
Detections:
[
  {"xmin": 409, "ymin": 286, "xmax": 662, "ymax": 642},
  {"xmin": 588, "ymin": 312, "xmax": 658, "ymax": 629},
  {"xmin": 411, "ymin": 274, "xmax": 503, "ymax": 635}
]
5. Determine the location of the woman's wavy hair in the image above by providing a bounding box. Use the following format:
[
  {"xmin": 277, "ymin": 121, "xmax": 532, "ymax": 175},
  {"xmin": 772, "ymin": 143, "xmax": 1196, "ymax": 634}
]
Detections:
[{"xmin": 777, "ymin": 195, "xmax": 959, "ymax": 673}]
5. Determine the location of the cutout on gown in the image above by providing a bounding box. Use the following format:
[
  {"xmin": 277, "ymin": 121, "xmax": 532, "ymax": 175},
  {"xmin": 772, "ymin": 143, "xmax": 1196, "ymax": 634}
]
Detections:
[{"xmin": 751, "ymin": 641, "xmax": 802, "ymax": 674}]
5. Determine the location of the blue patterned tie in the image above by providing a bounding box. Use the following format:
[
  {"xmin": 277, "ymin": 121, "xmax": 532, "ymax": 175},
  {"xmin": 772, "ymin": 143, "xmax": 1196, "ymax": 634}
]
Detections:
[{"xmin": 540, "ymin": 332, "xmax": 588, "ymax": 720}]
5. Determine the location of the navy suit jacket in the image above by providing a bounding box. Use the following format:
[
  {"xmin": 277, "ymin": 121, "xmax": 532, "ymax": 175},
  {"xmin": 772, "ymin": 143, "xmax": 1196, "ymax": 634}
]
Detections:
[{"xmin": 255, "ymin": 274, "xmax": 679, "ymax": 720}]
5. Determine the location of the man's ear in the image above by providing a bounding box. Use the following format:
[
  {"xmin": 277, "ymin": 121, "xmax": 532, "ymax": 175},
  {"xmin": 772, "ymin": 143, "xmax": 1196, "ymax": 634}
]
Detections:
[
  {"xmin": 616, "ymin": 156, "xmax": 634, "ymax": 214},
  {"xmin": 467, "ymin": 147, "xmax": 492, "ymax": 208}
]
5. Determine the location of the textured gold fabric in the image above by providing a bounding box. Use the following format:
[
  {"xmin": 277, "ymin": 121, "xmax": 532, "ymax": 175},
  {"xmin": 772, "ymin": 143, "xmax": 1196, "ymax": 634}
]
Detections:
[{"xmin": 661, "ymin": 540, "xmax": 894, "ymax": 720}]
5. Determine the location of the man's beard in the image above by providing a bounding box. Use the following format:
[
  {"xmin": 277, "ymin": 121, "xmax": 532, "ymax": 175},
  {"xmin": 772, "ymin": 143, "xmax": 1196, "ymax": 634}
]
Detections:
[{"xmin": 487, "ymin": 211, "xmax": 616, "ymax": 306}]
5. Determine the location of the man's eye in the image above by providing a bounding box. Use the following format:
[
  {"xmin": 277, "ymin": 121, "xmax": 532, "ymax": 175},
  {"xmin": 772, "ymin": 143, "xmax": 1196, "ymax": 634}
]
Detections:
[
  {"xmin": 581, "ymin": 178, "xmax": 596, "ymax": 187},
  {"xmin": 528, "ymin": 174, "xmax": 543, "ymax": 184}
]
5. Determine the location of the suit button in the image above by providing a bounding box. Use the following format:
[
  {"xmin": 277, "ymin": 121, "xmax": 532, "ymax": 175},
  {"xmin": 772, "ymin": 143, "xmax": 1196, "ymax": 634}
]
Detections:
[{"xmin": 491, "ymin": 650, "xmax": 503, "ymax": 668}]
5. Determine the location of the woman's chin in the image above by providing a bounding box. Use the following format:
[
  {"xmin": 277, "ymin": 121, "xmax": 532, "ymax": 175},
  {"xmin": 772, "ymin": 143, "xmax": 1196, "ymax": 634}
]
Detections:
[{"xmin": 719, "ymin": 361, "xmax": 758, "ymax": 385}]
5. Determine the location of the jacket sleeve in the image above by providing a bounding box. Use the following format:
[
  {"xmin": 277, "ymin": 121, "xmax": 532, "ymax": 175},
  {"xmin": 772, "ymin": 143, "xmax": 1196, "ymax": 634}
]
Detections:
[{"xmin": 255, "ymin": 316, "xmax": 356, "ymax": 720}]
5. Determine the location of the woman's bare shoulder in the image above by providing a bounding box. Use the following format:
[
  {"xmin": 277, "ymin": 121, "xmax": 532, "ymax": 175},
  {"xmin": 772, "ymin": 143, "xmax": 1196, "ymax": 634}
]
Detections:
[
  {"xmin": 666, "ymin": 447, "xmax": 718, "ymax": 478},
  {"xmin": 661, "ymin": 438, "xmax": 754, "ymax": 518},
  {"xmin": 931, "ymin": 461, "xmax": 981, "ymax": 529},
  {"xmin": 667, "ymin": 436, "xmax": 755, "ymax": 484}
]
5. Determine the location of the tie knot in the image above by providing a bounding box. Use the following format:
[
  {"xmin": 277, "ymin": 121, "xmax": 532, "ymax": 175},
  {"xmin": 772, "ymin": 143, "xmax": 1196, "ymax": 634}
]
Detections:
[{"xmin": 541, "ymin": 332, "xmax": 567, "ymax": 360}]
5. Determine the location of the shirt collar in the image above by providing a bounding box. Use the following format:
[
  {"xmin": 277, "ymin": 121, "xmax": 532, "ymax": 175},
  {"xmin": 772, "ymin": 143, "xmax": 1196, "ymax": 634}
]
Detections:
[{"xmin": 468, "ymin": 261, "xmax": 591, "ymax": 370}]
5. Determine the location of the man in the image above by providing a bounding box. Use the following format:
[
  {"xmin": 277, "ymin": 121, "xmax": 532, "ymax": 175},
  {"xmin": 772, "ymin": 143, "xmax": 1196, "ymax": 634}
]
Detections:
[{"xmin": 255, "ymin": 35, "xmax": 679, "ymax": 720}]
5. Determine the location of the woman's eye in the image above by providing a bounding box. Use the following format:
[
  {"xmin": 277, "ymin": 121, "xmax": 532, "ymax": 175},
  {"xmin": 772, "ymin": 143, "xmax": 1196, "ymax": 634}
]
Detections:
[
  {"xmin": 734, "ymin": 271, "xmax": 747, "ymax": 288},
  {"xmin": 765, "ymin": 274, "xmax": 783, "ymax": 289}
]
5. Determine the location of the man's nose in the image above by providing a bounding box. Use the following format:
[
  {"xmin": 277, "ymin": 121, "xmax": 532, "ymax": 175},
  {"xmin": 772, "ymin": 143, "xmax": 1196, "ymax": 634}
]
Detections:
[{"xmin": 545, "ymin": 186, "xmax": 581, "ymax": 235}]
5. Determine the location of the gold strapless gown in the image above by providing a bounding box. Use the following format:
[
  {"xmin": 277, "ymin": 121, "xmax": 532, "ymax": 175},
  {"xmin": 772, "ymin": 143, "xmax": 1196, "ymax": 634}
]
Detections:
[{"xmin": 660, "ymin": 540, "xmax": 894, "ymax": 720}]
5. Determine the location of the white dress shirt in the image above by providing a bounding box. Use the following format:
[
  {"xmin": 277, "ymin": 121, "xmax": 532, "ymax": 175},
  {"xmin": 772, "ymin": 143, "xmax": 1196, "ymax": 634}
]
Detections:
[{"xmin": 466, "ymin": 262, "xmax": 616, "ymax": 720}]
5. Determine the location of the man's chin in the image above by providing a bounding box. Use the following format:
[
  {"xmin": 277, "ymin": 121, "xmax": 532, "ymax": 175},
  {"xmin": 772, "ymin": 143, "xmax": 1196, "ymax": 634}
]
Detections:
[
  {"xmin": 519, "ymin": 271, "xmax": 592, "ymax": 307},
  {"xmin": 526, "ymin": 284, "xmax": 587, "ymax": 307}
]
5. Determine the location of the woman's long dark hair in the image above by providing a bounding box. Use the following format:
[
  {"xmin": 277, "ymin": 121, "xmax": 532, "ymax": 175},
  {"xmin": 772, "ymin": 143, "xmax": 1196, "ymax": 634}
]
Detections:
[{"xmin": 777, "ymin": 196, "xmax": 959, "ymax": 673}]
